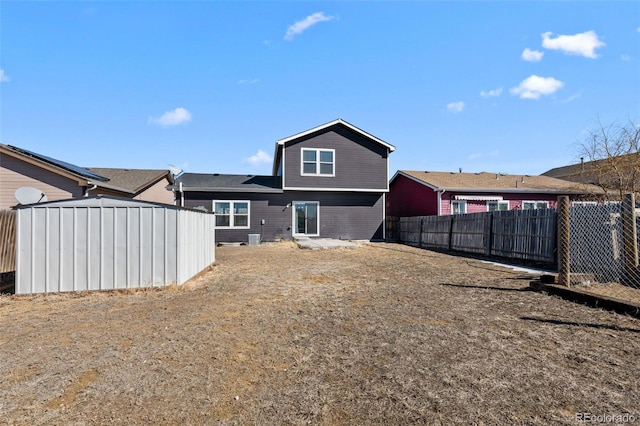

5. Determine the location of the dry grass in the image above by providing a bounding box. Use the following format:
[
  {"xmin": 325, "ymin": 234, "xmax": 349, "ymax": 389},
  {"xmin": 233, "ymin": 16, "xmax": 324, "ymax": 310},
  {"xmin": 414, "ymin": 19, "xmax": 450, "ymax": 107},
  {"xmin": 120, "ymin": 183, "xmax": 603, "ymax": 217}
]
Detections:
[{"xmin": 1, "ymin": 242, "xmax": 639, "ymax": 425}]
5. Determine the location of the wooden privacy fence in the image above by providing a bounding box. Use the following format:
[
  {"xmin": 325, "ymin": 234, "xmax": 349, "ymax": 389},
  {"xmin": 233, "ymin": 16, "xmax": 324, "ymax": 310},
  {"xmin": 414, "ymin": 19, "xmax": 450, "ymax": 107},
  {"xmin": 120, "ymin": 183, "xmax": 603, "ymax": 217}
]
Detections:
[
  {"xmin": 0, "ymin": 210, "xmax": 16, "ymax": 274},
  {"xmin": 387, "ymin": 209, "xmax": 557, "ymax": 264}
]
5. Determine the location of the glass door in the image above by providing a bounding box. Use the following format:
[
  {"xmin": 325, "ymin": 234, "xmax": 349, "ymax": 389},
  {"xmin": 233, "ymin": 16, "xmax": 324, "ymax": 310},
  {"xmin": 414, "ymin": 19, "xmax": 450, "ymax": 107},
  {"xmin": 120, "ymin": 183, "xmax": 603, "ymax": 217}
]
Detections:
[{"xmin": 293, "ymin": 202, "xmax": 319, "ymax": 236}]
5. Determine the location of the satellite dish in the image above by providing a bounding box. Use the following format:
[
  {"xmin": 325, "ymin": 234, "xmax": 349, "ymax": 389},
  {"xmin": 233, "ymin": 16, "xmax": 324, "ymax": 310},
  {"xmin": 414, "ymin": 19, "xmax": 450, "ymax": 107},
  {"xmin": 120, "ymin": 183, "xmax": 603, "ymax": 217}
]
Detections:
[
  {"xmin": 15, "ymin": 187, "xmax": 48, "ymax": 205},
  {"xmin": 168, "ymin": 164, "xmax": 183, "ymax": 178}
]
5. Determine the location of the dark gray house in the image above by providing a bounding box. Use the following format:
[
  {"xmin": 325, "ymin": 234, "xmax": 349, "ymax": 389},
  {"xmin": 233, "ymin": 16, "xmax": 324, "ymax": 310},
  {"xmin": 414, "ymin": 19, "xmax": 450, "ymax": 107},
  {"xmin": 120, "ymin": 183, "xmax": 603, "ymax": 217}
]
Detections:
[{"xmin": 171, "ymin": 119, "xmax": 395, "ymax": 243}]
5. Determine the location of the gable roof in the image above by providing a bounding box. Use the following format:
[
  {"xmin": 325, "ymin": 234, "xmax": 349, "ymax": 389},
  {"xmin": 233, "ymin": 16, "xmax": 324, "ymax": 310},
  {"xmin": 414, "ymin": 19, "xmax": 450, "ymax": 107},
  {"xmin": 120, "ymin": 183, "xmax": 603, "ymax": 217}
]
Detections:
[
  {"xmin": 275, "ymin": 118, "xmax": 396, "ymax": 151},
  {"xmin": 86, "ymin": 168, "xmax": 173, "ymax": 194},
  {"xmin": 542, "ymin": 152, "xmax": 640, "ymax": 183},
  {"xmin": 173, "ymin": 173, "xmax": 283, "ymax": 193},
  {"xmin": 394, "ymin": 170, "xmax": 601, "ymax": 194},
  {"xmin": 1, "ymin": 143, "xmax": 109, "ymax": 183},
  {"xmin": 272, "ymin": 118, "xmax": 395, "ymax": 175}
]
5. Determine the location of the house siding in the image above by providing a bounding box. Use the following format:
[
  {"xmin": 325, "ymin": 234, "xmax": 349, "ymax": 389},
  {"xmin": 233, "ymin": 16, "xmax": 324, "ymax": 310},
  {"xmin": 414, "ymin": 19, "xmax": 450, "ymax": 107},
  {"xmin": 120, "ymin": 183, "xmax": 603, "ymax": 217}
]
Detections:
[
  {"xmin": 134, "ymin": 178, "xmax": 173, "ymax": 204},
  {"xmin": 387, "ymin": 174, "xmax": 438, "ymax": 217},
  {"xmin": 0, "ymin": 153, "xmax": 83, "ymax": 210},
  {"xmin": 283, "ymin": 125, "xmax": 389, "ymax": 190},
  {"xmin": 88, "ymin": 177, "xmax": 174, "ymax": 204},
  {"xmin": 440, "ymin": 192, "xmax": 560, "ymax": 215},
  {"xmin": 184, "ymin": 191, "xmax": 384, "ymax": 242}
]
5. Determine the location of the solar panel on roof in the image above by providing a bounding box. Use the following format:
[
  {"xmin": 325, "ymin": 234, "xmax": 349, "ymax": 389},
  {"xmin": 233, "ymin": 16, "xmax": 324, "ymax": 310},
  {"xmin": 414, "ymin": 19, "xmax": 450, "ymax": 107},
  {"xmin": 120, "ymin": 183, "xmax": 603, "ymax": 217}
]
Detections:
[{"xmin": 7, "ymin": 145, "xmax": 110, "ymax": 182}]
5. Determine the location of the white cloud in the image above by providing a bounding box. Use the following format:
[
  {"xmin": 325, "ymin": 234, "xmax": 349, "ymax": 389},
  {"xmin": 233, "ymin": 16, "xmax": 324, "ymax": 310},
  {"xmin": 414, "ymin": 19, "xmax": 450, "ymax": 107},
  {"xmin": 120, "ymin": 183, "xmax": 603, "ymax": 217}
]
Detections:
[
  {"xmin": 244, "ymin": 150, "xmax": 272, "ymax": 165},
  {"xmin": 238, "ymin": 78, "xmax": 259, "ymax": 85},
  {"xmin": 541, "ymin": 30, "xmax": 605, "ymax": 58},
  {"xmin": 522, "ymin": 48, "xmax": 544, "ymax": 62},
  {"xmin": 446, "ymin": 101, "xmax": 465, "ymax": 113},
  {"xmin": 510, "ymin": 75, "xmax": 564, "ymax": 100},
  {"xmin": 0, "ymin": 69, "xmax": 9, "ymax": 82},
  {"xmin": 621, "ymin": 54, "xmax": 631, "ymax": 61},
  {"xmin": 284, "ymin": 12, "xmax": 335, "ymax": 41},
  {"xmin": 480, "ymin": 87, "xmax": 503, "ymax": 98},
  {"xmin": 560, "ymin": 92, "xmax": 582, "ymax": 103},
  {"xmin": 149, "ymin": 107, "xmax": 192, "ymax": 126}
]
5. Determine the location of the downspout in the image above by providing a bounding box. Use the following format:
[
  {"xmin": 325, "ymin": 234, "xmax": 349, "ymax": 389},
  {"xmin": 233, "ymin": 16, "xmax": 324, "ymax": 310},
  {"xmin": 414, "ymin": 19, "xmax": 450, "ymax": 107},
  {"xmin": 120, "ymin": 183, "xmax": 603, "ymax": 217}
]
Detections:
[
  {"xmin": 84, "ymin": 183, "xmax": 97, "ymax": 197},
  {"xmin": 179, "ymin": 181, "xmax": 184, "ymax": 207},
  {"xmin": 382, "ymin": 192, "xmax": 386, "ymax": 241},
  {"xmin": 437, "ymin": 189, "xmax": 445, "ymax": 216}
]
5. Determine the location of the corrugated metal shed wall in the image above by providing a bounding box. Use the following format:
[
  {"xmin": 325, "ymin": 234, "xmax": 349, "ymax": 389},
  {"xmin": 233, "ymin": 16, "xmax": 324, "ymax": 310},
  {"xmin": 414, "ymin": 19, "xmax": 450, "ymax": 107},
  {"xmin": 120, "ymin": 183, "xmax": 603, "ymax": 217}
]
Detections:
[
  {"xmin": 15, "ymin": 199, "xmax": 215, "ymax": 294},
  {"xmin": 177, "ymin": 207, "xmax": 216, "ymax": 285}
]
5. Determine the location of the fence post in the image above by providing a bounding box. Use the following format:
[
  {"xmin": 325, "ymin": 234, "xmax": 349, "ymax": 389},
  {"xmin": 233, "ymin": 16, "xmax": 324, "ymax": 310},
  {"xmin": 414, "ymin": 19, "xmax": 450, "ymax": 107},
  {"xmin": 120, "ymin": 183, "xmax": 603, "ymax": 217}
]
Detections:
[
  {"xmin": 557, "ymin": 196, "xmax": 570, "ymax": 286},
  {"xmin": 484, "ymin": 212, "xmax": 493, "ymax": 256},
  {"xmin": 622, "ymin": 193, "xmax": 638, "ymax": 279},
  {"xmin": 418, "ymin": 217, "xmax": 424, "ymax": 248}
]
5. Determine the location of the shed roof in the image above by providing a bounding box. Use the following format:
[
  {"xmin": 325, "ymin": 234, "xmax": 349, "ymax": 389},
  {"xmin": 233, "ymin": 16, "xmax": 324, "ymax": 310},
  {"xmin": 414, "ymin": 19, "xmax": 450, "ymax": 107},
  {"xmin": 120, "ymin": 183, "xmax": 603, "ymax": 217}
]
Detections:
[
  {"xmin": 16, "ymin": 195, "xmax": 176, "ymax": 209},
  {"xmin": 173, "ymin": 173, "xmax": 283, "ymax": 193},
  {"xmin": 394, "ymin": 170, "xmax": 601, "ymax": 194}
]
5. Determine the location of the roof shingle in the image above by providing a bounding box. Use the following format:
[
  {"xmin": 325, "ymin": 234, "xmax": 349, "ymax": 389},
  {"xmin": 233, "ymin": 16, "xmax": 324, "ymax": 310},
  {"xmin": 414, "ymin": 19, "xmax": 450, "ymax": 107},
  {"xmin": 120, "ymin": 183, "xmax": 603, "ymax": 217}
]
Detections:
[{"xmin": 397, "ymin": 170, "xmax": 600, "ymax": 194}]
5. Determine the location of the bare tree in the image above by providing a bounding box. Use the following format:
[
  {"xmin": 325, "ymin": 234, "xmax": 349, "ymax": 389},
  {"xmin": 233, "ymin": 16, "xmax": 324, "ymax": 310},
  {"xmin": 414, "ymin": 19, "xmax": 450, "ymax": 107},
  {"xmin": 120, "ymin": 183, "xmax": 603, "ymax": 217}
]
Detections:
[{"xmin": 578, "ymin": 119, "xmax": 640, "ymax": 201}]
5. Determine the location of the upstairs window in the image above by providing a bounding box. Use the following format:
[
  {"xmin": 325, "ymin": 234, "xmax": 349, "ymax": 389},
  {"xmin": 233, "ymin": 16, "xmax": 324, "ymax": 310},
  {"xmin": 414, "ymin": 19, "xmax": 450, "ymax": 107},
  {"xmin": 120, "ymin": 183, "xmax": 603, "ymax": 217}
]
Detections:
[
  {"xmin": 213, "ymin": 201, "xmax": 250, "ymax": 228},
  {"xmin": 301, "ymin": 148, "xmax": 335, "ymax": 176}
]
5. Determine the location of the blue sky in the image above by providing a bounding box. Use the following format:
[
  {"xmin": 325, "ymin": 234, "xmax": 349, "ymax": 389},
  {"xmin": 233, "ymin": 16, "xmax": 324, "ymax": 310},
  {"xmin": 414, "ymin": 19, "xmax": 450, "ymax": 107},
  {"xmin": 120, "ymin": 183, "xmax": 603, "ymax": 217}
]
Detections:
[{"xmin": 1, "ymin": 1, "xmax": 639, "ymax": 176}]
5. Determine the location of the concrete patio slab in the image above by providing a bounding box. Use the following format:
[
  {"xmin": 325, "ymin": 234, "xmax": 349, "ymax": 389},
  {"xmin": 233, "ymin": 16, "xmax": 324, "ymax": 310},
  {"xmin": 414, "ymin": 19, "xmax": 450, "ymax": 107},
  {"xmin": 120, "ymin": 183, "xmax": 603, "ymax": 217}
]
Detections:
[{"xmin": 294, "ymin": 237, "xmax": 359, "ymax": 250}]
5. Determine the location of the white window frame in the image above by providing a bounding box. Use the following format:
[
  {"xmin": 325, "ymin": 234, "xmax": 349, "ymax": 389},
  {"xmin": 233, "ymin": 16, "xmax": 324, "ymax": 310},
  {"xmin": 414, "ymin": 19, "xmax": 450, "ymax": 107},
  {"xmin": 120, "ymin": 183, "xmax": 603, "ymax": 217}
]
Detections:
[
  {"xmin": 487, "ymin": 200, "xmax": 510, "ymax": 212},
  {"xmin": 522, "ymin": 201, "xmax": 549, "ymax": 210},
  {"xmin": 292, "ymin": 201, "xmax": 320, "ymax": 237},
  {"xmin": 451, "ymin": 200, "xmax": 467, "ymax": 215},
  {"xmin": 213, "ymin": 200, "xmax": 250, "ymax": 229},
  {"xmin": 301, "ymin": 148, "xmax": 335, "ymax": 177},
  {"xmin": 571, "ymin": 201, "xmax": 598, "ymax": 207}
]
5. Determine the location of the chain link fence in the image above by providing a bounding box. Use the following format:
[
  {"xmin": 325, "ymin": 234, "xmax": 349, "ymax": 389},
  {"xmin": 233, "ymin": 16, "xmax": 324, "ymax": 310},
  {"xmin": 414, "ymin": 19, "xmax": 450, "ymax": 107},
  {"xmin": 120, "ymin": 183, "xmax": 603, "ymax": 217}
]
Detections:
[{"xmin": 557, "ymin": 195, "xmax": 640, "ymax": 306}]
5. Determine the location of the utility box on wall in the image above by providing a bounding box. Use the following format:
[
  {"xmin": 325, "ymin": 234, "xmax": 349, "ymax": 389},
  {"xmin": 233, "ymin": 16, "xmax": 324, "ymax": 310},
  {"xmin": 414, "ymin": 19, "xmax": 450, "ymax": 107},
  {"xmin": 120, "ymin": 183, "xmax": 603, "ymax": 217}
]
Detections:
[{"xmin": 15, "ymin": 196, "xmax": 216, "ymax": 294}]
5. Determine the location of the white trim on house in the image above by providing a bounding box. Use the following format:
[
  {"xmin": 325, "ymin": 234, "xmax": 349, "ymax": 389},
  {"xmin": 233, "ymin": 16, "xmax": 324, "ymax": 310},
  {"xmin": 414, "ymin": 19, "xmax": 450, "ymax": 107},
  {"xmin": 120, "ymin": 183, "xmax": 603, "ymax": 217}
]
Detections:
[
  {"xmin": 281, "ymin": 186, "xmax": 389, "ymax": 192},
  {"xmin": 212, "ymin": 200, "xmax": 251, "ymax": 229},
  {"xmin": 522, "ymin": 200, "xmax": 550, "ymax": 210},
  {"xmin": 300, "ymin": 148, "xmax": 335, "ymax": 177},
  {"xmin": 487, "ymin": 200, "xmax": 510, "ymax": 211},
  {"xmin": 291, "ymin": 201, "xmax": 320, "ymax": 237},
  {"xmin": 276, "ymin": 118, "xmax": 396, "ymax": 152},
  {"xmin": 451, "ymin": 200, "xmax": 467, "ymax": 214}
]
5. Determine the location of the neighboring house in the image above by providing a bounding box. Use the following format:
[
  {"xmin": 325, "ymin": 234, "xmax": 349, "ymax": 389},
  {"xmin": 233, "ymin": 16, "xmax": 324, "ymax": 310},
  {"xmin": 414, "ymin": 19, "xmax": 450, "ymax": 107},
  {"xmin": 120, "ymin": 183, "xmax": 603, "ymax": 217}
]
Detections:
[
  {"xmin": 542, "ymin": 153, "xmax": 640, "ymax": 199},
  {"xmin": 0, "ymin": 144, "xmax": 173, "ymax": 209},
  {"xmin": 171, "ymin": 119, "xmax": 395, "ymax": 242},
  {"xmin": 85, "ymin": 168, "xmax": 175, "ymax": 204},
  {"xmin": 387, "ymin": 170, "xmax": 600, "ymax": 217}
]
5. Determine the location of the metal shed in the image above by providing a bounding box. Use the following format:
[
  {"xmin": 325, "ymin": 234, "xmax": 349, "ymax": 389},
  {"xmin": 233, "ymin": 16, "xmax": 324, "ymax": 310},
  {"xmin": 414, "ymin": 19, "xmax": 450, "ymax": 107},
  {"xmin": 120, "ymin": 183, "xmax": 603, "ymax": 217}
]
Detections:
[{"xmin": 15, "ymin": 196, "xmax": 215, "ymax": 294}]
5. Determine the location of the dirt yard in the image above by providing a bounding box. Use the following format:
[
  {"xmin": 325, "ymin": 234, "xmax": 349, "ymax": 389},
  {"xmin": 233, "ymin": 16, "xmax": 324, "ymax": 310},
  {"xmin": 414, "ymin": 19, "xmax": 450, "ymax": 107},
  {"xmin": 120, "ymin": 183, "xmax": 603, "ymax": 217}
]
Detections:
[{"xmin": 1, "ymin": 242, "xmax": 639, "ymax": 425}]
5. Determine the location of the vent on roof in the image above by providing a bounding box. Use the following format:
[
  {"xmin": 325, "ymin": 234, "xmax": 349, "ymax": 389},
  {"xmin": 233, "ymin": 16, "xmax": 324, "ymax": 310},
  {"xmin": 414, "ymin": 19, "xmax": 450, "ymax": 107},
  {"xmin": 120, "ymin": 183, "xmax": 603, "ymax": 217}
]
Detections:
[{"xmin": 213, "ymin": 173, "xmax": 219, "ymax": 176}]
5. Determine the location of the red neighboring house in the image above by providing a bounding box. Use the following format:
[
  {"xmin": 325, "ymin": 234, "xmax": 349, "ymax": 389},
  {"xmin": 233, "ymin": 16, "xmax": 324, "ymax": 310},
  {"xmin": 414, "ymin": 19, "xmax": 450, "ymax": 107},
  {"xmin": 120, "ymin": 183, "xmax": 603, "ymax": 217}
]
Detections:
[{"xmin": 387, "ymin": 170, "xmax": 600, "ymax": 217}]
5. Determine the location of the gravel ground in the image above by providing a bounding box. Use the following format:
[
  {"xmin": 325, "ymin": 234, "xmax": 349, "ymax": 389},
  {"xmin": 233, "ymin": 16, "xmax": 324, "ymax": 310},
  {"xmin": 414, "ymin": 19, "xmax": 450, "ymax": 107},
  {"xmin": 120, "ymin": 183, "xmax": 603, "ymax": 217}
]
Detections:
[{"xmin": 1, "ymin": 241, "xmax": 639, "ymax": 425}]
